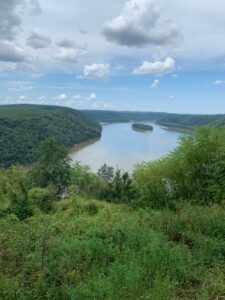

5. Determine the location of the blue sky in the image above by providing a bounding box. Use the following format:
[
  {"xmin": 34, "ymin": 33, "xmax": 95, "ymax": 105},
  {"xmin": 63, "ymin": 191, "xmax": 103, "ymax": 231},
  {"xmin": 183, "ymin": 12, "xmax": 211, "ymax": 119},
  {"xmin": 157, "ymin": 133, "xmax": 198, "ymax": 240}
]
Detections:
[{"xmin": 1, "ymin": 0, "xmax": 225, "ymax": 114}]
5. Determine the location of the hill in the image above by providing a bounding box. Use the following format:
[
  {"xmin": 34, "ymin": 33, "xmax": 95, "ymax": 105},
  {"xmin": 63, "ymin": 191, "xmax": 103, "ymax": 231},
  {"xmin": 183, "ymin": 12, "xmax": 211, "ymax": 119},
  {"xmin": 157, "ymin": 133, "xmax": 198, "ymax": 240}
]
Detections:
[
  {"xmin": 82, "ymin": 110, "xmax": 225, "ymax": 130},
  {"xmin": 0, "ymin": 104, "xmax": 102, "ymax": 167},
  {"xmin": 0, "ymin": 127, "xmax": 224, "ymax": 299},
  {"xmin": 81, "ymin": 110, "xmax": 167, "ymax": 123},
  {"xmin": 156, "ymin": 113, "xmax": 225, "ymax": 130}
]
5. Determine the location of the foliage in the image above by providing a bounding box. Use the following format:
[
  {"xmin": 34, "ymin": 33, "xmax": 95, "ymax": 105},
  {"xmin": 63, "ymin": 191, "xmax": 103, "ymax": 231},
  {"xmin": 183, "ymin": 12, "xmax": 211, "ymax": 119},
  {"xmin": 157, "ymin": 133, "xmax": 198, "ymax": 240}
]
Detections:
[
  {"xmin": 28, "ymin": 187, "xmax": 56, "ymax": 213},
  {"xmin": 0, "ymin": 104, "xmax": 102, "ymax": 167},
  {"xmin": 70, "ymin": 163, "xmax": 104, "ymax": 199},
  {"xmin": 82, "ymin": 109, "xmax": 166, "ymax": 123},
  {"xmin": 132, "ymin": 123, "xmax": 153, "ymax": 131},
  {"xmin": 97, "ymin": 164, "xmax": 138, "ymax": 203},
  {"xmin": 0, "ymin": 125, "xmax": 225, "ymax": 298},
  {"xmin": 134, "ymin": 127, "xmax": 225, "ymax": 208},
  {"xmin": 0, "ymin": 199, "xmax": 224, "ymax": 299},
  {"xmin": 157, "ymin": 113, "xmax": 225, "ymax": 130},
  {"xmin": 30, "ymin": 138, "xmax": 71, "ymax": 198}
]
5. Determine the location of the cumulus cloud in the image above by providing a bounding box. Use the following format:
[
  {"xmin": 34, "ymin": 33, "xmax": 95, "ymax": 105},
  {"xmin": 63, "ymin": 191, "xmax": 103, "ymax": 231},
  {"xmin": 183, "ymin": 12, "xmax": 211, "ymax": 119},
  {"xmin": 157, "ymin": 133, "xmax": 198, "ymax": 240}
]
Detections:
[
  {"xmin": 214, "ymin": 80, "xmax": 225, "ymax": 85},
  {"xmin": 18, "ymin": 95, "xmax": 26, "ymax": 100},
  {"xmin": 54, "ymin": 40, "xmax": 86, "ymax": 62},
  {"xmin": 81, "ymin": 63, "xmax": 110, "ymax": 81},
  {"xmin": 133, "ymin": 57, "xmax": 175, "ymax": 76},
  {"xmin": 53, "ymin": 93, "xmax": 67, "ymax": 100},
  {"xmin": 0, "ymin": 41, "xmax": 27, "ymax": 62},
  {"xmin": 26, "ymin": 31, "xmax": 51, "ymax": 49},
  {"xmin": 88, "ymin": 93, "xmax": 97, "ymax": 100},
  {"xmin": 54, "ymin": 48, "xmax": 85, "ymax": 63},
  {"xmin": 151, "ymin": 79, "xmax": 160, "ymax": 88},
  {"xmin": 103, "ymin": 0, "xmax": 180, "ymax": 47}
]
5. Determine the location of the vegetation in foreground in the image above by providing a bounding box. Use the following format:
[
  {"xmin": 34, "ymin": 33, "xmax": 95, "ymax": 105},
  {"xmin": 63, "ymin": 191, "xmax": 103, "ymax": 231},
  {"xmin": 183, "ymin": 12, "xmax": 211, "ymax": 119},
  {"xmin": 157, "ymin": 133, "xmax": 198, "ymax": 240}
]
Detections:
[
  {"xmin": 0, "ymin": 127, "xmax": 225, "ymax": 299},
  {"xmin": 0, "ymin": 104, "xmax": 102, "ymax": 168},
  {"xmin": 132, "ymin": 123, "xmax": 153, "ymax": 132}
]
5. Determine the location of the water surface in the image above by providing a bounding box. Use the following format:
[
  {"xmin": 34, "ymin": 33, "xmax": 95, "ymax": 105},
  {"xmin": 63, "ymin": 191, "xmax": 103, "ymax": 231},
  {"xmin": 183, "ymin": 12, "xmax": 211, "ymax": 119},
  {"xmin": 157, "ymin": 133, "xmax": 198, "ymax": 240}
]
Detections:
[{"xmin": 70, "ymin": 122, "xmax": 181, "ymax": 173}]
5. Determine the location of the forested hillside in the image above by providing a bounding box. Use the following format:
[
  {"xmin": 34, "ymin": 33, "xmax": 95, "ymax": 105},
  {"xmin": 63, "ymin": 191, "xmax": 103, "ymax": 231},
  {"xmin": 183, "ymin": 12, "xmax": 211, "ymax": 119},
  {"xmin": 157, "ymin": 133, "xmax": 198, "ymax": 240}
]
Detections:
[
  {"xmin": 0, "ymin": 127, "xmax": 224, "ymax": 299},
  {"xmin": 0, "ymin": 105, "xmax": 102, "ymax": 167},
  {"xmin": 157, "ymin": 113, "xmax": 225, "ymax": 130},
  {"xmin": 82, "ymin": 109, "xmax": 225, "ymax": 130},
  {"xmin": 81, "ymin": 110, "xmax": 166, "ymax": 123}
]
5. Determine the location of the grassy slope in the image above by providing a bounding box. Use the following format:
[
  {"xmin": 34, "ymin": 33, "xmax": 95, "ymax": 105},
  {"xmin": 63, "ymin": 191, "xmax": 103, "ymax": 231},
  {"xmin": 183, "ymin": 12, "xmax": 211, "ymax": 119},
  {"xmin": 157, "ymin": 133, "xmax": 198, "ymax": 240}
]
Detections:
[
  {"xmin": 0, "ymin": 104, "xmax": 102, "ymax": 167},
  {"xmin": 1, "ymin": 197, "xmax": 224, "ymax": 299}
]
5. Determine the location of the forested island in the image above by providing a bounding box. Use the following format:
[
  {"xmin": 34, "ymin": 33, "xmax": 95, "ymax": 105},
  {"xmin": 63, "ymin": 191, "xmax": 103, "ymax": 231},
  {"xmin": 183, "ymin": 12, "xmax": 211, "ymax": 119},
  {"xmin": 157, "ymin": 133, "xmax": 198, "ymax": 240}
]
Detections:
[
  {"xmin": 132, "ymin": 123, "xmax": 153, "ymax": 132},
  {"xmin": 0, "ymin": 127, "xmax": 224, "ymax": 299},
  {"xmin": 0, "ymin": 104, "xmax": 102, "ymax": 168}
]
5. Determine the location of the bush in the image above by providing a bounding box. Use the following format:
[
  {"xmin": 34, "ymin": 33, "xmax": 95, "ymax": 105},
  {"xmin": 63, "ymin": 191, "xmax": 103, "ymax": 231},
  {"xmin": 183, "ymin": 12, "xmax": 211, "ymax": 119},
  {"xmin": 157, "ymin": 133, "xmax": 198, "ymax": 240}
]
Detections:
[
  {"xmin": 134, "ymin": 127, "xmax": 225, "ymax": 208},
  {"xmin": 28, "ymin": 187, "xmax": 56, "ymax": 213}
]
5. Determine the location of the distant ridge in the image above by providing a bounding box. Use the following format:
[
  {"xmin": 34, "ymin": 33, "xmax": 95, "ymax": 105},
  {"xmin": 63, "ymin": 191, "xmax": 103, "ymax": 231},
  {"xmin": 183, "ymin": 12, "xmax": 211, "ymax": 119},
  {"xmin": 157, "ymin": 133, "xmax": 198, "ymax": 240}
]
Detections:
[{"xmin": 82, "ymin": 109, "xmax": 225, "ymax": 129}]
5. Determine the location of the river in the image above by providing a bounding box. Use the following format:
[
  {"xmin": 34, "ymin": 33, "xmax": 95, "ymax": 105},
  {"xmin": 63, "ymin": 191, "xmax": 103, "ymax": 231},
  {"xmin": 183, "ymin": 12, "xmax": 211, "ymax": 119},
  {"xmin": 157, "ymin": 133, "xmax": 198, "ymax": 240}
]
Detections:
[{"xmin": 70, "ymin": 122, "xmax": 181, "ymax": 173}]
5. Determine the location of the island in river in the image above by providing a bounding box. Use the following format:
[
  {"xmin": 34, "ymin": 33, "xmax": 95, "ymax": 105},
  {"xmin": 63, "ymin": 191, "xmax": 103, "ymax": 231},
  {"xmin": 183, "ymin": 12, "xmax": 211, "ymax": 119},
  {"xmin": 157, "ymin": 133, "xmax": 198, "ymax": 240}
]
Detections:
[{"xmin": 132, "ymin": 123, "xmax": 153, "ymax": 132}]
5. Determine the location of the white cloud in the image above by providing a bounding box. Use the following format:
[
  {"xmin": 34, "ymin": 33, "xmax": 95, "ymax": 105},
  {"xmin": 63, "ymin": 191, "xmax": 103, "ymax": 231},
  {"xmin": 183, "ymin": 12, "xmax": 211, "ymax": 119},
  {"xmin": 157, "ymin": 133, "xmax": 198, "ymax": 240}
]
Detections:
[
  {"xmin": 19, "ymin": 95, "xmax": 26, "ymax": 100},
  {"xmin": 133, "ymin": 57, "xmax": 175, "ymax": 75},
  {"xmin": 0, "ymin": 41, "xmax": 27, "ymax": 62},
  {"xmin": 54, "ymin": 47, "xmax": 85, "ymax": 63},
  {"xmin": 214, "ymin": 80, "xmax": 225, "ymax": 85},
  {"xmin": 26, "ymin": 30, "xmax": 51, "ymax": 49},
  {"xmin": 168, "ymin": 95, "xmax": 175, "ymax": 99},
  {"xmin": 151, "ymin": 79, "xmax": 160, "ymax": 88},
  {"xmin": 74, "ymin": 95, "xmax": 82, "ymax": 100},
  {"xmin": 81, "ymin": 63, "xmax": 110, "ymax": 81},
  {"xmin": 54, "ymin": 93, "xmax": 67, "ymax": 100},
  {"xmin": 103, "ymin": 0, "xmax": 180, "ymax": 47},
  {"xmin": 88, "ymin": 93, "xmax": 97, "ymax": 100},
  {"xmin": 54, "ymin": 40, "xmax": 86, "ymax": 63}
]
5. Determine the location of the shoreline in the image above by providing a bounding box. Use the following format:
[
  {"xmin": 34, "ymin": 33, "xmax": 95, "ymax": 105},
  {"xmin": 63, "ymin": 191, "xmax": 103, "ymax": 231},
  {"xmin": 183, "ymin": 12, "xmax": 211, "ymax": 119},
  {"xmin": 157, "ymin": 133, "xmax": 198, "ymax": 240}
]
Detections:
[{"xmin": 68, "ymin": 137, "xmax": 100, "ymax": 154}]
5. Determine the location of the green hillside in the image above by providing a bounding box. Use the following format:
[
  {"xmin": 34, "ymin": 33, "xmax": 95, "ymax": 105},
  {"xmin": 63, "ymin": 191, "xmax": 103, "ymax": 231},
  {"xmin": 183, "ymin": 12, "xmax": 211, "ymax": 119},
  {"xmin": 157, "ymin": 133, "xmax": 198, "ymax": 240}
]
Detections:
[
  {"xmin": 82, "ymin": 109, "xmax": 225, "ymax": 130},
  {"xmin": 81, "ymin": 110, "xmax": 167, "ymax": 123},
  {"xmin": 0, "ymin": 104, "xmax": 102, "ymax": 167},
  {"xmin": 157, "ymin": 113, "xmax": 225, "ymax": 130},
  {"xmin": 0, "ymin": 127, "xmax": 224, "ymax": 299}
]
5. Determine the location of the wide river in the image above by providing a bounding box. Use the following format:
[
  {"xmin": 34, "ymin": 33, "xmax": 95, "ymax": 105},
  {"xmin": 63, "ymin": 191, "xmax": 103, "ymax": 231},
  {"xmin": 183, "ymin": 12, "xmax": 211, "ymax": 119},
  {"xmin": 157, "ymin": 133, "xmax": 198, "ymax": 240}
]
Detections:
[{"xmin": 70, "ymin": 122, "xmax": 181, "ymax": 173}]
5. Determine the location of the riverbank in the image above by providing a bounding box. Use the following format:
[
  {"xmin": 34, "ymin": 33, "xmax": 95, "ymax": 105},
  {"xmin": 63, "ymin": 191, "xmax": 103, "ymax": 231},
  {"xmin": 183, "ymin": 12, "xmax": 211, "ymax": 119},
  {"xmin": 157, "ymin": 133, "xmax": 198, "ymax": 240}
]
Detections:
[{"xmin": 68, "ymin": 137, "xmax": 101, "ymax": 154}]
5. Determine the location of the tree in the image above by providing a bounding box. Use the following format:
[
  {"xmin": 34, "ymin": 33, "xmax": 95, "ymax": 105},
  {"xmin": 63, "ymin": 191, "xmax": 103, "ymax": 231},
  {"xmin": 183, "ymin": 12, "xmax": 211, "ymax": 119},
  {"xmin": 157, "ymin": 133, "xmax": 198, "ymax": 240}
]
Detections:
[{"xmin": 30, "ymin": 138, "xmax": 71, "ymax": 198}]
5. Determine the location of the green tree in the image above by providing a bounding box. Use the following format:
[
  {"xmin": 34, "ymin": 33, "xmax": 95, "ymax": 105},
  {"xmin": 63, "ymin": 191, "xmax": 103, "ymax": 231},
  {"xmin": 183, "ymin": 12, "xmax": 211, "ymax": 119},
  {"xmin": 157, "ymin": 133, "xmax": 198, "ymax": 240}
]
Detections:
[{"xmin": 30, "ymin": 138, "xmax": 71, "ymax": 198}]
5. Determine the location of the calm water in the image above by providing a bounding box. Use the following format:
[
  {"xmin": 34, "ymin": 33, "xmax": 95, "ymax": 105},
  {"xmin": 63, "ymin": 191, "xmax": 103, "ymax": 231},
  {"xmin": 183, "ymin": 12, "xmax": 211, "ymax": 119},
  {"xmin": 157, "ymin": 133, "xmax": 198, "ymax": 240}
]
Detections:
[{"xmin": 70, "ymin": 122, "xmax": 181, "ymax": 173}]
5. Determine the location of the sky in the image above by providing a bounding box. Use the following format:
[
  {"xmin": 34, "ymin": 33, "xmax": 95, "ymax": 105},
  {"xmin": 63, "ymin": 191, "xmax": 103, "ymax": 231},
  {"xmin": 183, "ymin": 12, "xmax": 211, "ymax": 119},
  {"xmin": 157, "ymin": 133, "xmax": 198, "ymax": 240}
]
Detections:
[{"xmin": 0, "ymin": 0, "xmax": 225, "ymax": 114}]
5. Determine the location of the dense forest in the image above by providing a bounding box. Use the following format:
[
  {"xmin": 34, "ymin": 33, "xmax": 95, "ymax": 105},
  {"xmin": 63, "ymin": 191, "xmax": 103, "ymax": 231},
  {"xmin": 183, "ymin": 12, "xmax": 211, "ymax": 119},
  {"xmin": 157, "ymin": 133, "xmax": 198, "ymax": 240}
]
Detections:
[
  {"xmin": 156, "ymin": 113, "xmax": 225, "ymax": 130},
  {"xmin": 0, "ymin": 105, "xmax": 102, "ymax": 168},
  {"xmin": 132, "ymin": 123, "xmax": 153, "ymax": 131},
  {"xmin": 83, "ymin": 109, "xmax": 225, "ymax": 130},
  {"xmin": 81, "ymin": 110, "xmax": 166, "ymax": 123},
  {"xmin": 0, "ymin": 127, "xmax": 224, "ymax": 299}
]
